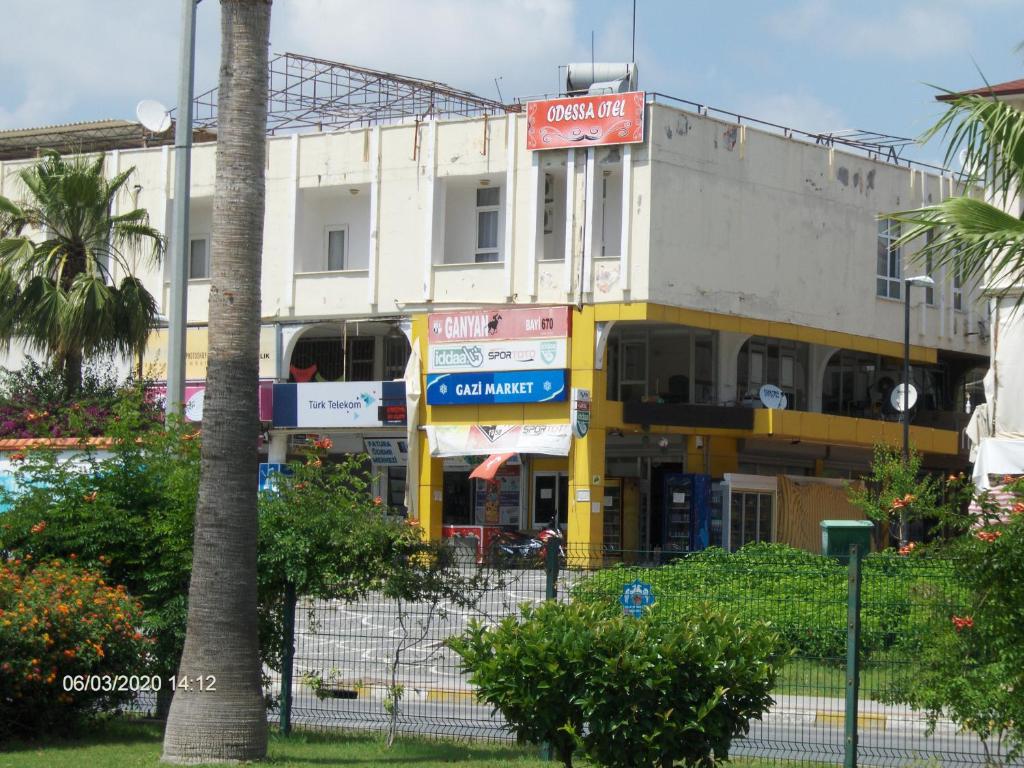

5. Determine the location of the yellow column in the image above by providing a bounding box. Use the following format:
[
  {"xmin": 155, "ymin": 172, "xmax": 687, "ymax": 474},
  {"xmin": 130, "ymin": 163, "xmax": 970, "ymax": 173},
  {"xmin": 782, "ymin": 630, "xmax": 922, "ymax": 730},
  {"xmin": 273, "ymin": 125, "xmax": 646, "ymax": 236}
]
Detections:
[
  {"xmin": 566, "ymin": 306, "xmax": 607, "ymax": 564},
  {"xmin": 417, "ymin": 437, "xmax": 443, "ymax": 541},
  {"xmin": 410, "ymin": 313, "xmax": 444, "ymax": 542}
]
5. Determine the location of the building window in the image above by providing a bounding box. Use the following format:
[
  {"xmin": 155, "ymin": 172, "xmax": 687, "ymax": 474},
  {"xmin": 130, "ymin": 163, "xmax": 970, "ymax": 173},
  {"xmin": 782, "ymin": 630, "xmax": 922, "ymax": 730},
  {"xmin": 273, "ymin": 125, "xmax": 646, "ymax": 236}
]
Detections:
[
  {"xmin": 728, "ymin": 492, "xmax": 773, "ymax": 552},
  {"xmin": 475, "ymin": 186, "xmax": 501, "ymax": 263},
  {"xmin": 346, "ymin": 337, "xmax": 375, "ymax": 381},
  {"xmin": 736, "ymin": 337, "xmax": 808, "ymax": 410},
  {"xmin": 877, "ymin": 219, "xmax": 901, "ymax": 299},
  {"xmin": 953, "ymin": 266, "xmax": 964, "ymax": 312},
  {"xmin": 383, "ymin": 333, "xmax": 410, "ymax": 380},
  {"xmin": 189, "ymin": 237, "xmax": 210, "ymax": 280},
  {"xmin": 326, "ymin": 227, "xmax": 347, "ymax": 271}
]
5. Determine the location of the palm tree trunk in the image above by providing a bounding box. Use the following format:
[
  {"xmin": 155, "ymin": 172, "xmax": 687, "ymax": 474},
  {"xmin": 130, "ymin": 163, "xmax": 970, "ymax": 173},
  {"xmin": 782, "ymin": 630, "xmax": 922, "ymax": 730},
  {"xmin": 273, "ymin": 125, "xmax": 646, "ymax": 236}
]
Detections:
[
  {"xmin": 63, "ymin": 349, "xmax": 83, "ymax": 396},
  {"xmin": 162, "ymin": 0, "xmax": 271, "ymax": 762}
]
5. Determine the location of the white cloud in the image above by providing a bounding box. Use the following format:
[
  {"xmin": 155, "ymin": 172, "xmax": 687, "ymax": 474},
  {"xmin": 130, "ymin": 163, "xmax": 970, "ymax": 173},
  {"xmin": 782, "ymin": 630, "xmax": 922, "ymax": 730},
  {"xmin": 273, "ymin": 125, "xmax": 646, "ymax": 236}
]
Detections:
[
  {"xmin": 275, "ymin": 0, "xmax": 584, "ymax": 102},
  {"xmin": 737, "ymin": 91, "xmax": 848, "ymax": 135},
  {"xmin": 770, "ymin": 1, "xmax": 971, "ymax": 60}
]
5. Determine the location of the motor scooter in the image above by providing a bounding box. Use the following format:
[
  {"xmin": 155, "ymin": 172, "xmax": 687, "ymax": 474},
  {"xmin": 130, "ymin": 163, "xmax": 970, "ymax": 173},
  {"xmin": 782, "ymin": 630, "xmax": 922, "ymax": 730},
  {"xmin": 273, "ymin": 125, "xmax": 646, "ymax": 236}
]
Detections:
[{"xmin": 486, "ymin": 524, "xmax": 565, "ymax": 568}]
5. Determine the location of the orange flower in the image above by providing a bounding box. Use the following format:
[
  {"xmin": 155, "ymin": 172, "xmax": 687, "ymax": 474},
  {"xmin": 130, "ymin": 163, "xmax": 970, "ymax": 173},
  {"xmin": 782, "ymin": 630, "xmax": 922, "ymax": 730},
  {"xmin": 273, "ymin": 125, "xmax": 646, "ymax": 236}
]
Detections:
[
  {"xmin": 313, "ymin": 437, "xmax": 333, "ymax": 451},
  {"xmin": 83, "ymin": 492, "xmax": 97, "ymax": 503},
  {"xmin": 181, "ymin": 431, "xmax": 201, "ymax": 442},
  {"xmin": 308, "ymin": 457, "xmax": 322, "ymax": 468},
  {"xmin": 952, "ymin": 615, "xmax": 974, "ymax": 632},
  {"xmin": 294, "ymin": 482, "xmax": 307, "ymax": 491},
  {"xmin": 1013, "ymin": 502, "xmax": 1024, "ymax": 515},
  {"xmin": 10, "ymin": 452, "xmax": 25, "ymax": 462},
  {"xmin": 30, "ymin": 521, "xmax": 46, "ymax": 534},
  {"xmin": 976, "ymin": 530, "xmax": 1002, "ymax": 543},
  {"xmin": 373, "ymin": 496, "xmax": 383, "ymax": 506},
  {"xmin": 898, "ymin": 542, "xmax": 917, "ymax": 556},
  {"xmin": 890, "ymin": 494, "xmax": 915, "ymax": 511}
]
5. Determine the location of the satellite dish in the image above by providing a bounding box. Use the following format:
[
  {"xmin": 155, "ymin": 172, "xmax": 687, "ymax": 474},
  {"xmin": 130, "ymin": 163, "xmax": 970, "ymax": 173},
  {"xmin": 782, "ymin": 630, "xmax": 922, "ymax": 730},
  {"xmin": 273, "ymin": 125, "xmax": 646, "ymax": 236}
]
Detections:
[
  {"xmin": 758, "ymin": 384, "xmax": 785, "ymax": 410},
  {"xmin": 136, "ymin": 100, "xmax": 171, "ymax": 133},
  {"xmin": 891, "ymin": 383, "xmax": 918, "ymax": 413}
]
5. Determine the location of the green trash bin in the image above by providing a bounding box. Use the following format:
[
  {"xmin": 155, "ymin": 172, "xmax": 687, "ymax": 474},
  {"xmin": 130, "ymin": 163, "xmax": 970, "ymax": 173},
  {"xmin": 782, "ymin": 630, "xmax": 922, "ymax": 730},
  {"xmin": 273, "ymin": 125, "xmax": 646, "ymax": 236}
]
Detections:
[{"xmin": 820, "ymin": 520, "xmax": 873, "ymax": 560}]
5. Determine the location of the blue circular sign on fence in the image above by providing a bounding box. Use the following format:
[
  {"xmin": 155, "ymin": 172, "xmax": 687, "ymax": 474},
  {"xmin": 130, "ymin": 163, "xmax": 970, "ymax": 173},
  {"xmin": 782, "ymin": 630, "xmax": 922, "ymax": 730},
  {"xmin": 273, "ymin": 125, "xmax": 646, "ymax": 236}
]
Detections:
[{"xmin": 620, "ymin": 579, "xmax": 655, "ymax": 618}]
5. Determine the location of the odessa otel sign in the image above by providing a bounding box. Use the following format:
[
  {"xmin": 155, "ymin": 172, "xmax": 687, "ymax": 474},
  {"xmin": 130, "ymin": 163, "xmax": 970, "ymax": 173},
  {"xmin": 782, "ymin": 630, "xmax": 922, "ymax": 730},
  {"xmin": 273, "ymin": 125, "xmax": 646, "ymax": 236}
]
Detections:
[
  {"xmin": 428, "ymin": 306, "xmax": 570, "ymax": 344},
  {"xmin": 428, "ymin": 338, "xmax": 569, "ymax": 373},
  {"xmin": 526, "ymin": 91, "xmax": 645, "ymax": 151}
]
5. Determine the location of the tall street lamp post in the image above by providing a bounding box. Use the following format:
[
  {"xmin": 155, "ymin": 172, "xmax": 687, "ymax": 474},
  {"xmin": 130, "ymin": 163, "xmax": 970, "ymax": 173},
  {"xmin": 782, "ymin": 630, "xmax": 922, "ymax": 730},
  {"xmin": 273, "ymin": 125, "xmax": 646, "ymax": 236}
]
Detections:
[
  {"xmin": 167, "ymin": 0, "xmax": 201, "ymax": 416},
  {"xmin": 901, "ymin": 274, "xmax": 935, "ymax": 546}
]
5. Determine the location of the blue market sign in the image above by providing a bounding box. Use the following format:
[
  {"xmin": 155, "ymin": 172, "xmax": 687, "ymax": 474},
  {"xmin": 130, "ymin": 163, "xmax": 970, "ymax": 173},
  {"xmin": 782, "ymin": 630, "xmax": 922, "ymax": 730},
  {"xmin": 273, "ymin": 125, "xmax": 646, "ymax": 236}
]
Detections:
[
  {"xmin": 426, "ymin": 370, "xmax": 567, "ymax": 405},
  {"xmin": 620, "ymin": 579, "xmax": 655, "ymax": 618}
]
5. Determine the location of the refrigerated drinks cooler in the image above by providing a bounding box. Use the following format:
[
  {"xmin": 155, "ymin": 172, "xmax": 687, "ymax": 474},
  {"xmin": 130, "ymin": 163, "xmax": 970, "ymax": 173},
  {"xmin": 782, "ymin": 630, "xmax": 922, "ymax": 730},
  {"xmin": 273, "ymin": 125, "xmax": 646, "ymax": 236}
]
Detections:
[{"xmin": 661, "ymin": 473, "xmax": 716, "ymax": 554}]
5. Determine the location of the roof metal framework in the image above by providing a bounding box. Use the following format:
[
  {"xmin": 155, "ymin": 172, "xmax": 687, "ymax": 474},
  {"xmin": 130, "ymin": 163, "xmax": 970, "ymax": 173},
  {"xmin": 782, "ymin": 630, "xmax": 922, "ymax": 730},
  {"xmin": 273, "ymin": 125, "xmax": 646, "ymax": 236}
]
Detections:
[{"xmin": 183, "ymin": 52, "xmax": 515, "ymax": 135}]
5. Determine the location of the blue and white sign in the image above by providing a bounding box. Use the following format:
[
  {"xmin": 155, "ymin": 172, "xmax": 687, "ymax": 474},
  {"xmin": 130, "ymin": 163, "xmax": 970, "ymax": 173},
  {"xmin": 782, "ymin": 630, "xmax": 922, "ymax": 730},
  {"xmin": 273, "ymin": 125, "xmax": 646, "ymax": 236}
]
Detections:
[
  {"xmin": 273, "ymin": 381, "xmax": 406, "ymax": 428},
  {"xmin": 620, "ymin": 579, "xmax": 655, "ymax": 618},
  {"xmin": 259, "ymin": 462, "xmax": 293, "ymax": 493},
  {"xmin": 426, "ymin": 370, "xmax": 567, "ymax": 405}
]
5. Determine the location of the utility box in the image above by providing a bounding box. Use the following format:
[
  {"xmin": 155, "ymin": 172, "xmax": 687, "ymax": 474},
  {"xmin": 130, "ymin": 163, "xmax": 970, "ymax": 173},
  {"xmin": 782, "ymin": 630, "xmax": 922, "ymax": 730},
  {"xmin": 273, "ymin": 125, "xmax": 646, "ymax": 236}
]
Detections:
[{"xmin": 820, "ymin": 520, "xmax": 874, "ymax": 560}]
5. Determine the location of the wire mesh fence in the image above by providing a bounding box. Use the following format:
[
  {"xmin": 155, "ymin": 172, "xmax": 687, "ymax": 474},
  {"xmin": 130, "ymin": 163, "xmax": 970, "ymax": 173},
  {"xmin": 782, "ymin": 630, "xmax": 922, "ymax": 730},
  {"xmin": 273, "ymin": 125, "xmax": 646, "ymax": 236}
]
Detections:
[{"xmin": 152, "ymin": 544, "xmax": 1019, "ymax": 766}]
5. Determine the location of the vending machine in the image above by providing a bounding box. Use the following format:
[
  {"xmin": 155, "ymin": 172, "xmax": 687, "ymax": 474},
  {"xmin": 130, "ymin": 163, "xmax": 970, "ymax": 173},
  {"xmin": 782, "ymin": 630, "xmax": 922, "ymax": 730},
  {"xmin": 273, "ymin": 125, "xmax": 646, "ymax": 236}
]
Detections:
[{"xmin": 661, "ymin": 473, "xmax": 712, "ymax": 555}]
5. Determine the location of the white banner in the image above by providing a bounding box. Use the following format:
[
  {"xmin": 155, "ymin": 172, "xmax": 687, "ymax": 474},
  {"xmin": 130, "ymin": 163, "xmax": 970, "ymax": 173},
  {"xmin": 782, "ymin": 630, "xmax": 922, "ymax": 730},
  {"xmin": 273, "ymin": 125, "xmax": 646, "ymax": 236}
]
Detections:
[
  {"xmin": 425, "ymin": 424, "xmax": 572, "ymax": 457},
  {"xmin": 427, "ymin": 338, "xmax": 568, "ymax": 373}
]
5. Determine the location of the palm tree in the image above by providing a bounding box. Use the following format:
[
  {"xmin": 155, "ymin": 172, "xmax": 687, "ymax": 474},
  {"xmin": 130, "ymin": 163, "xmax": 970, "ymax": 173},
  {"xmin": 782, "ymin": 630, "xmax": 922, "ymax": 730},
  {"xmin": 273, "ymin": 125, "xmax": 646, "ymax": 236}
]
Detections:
[
  {"xmin": 0, "ymin": 152, "xmax": 164, "ymax": 394},
  {"xmin": 890, "ymin": 91, "xmax": 1024, "ymax": 298},
  {"xmin": 161, "ymin": 0, "xmax": 272, "ymax": 762}
]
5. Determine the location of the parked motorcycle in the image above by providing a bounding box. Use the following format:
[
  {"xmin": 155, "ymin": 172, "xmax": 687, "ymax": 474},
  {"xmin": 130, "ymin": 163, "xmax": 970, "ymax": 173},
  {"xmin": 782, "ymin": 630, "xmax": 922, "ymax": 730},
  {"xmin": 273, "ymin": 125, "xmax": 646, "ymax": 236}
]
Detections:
[{"xmin": 486, "ymin": 525, "xmax": 565, "ymax": 568}]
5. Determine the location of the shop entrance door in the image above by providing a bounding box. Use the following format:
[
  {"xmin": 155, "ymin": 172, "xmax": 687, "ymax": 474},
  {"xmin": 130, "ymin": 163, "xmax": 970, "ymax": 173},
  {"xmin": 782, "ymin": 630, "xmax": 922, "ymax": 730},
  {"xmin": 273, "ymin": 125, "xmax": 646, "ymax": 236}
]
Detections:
[{"xmin": 533, "ymin": 472, "xmax": 568, "ymax": 530}]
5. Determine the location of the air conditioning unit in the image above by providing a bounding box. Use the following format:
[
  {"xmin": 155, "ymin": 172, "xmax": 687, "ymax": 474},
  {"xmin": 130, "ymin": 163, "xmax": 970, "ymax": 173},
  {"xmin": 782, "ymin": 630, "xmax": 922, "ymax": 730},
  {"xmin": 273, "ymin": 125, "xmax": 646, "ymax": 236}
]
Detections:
[{"xmin": 565, "ymin": 62, "xmax": 638, "ymax": 96}]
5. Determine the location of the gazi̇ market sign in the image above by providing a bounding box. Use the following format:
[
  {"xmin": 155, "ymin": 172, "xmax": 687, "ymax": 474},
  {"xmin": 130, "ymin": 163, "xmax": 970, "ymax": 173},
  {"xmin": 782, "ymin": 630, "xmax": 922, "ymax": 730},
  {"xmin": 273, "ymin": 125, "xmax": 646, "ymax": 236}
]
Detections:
[{"xmin": 526, "ymin": 91, "xmax": 645, "ymax": 151}]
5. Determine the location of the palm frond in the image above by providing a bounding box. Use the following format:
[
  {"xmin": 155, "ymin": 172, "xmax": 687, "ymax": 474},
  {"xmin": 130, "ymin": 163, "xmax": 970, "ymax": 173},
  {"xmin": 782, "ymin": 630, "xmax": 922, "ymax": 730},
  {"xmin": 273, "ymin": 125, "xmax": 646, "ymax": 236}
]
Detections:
[
  {"xmin": 919, "ymin": 93, "xmax": 1024, "ymax": 201},
  {"xmin": 892, "ymin": 197, "xmax": 1024, "ymax": 300}
]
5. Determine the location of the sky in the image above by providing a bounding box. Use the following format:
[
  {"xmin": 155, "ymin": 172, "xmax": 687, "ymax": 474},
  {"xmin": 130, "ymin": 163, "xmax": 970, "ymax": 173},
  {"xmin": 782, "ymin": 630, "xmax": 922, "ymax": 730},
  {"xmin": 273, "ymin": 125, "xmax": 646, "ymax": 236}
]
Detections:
[{"xmin": 1, "ymin": 0, "xmax": 1022, "ymax": 166}]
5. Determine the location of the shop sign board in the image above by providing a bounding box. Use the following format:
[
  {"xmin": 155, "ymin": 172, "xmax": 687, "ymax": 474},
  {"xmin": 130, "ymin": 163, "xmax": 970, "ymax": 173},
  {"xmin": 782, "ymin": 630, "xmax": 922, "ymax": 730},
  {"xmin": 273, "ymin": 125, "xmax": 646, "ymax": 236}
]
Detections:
[
  {"xmin": 426, "ymin": 370, "xmax": 566, "ymax": 405},
  {"xmin": 364, "ymin": 438, "xmax": 408, "ymax": 466},
  {"xmin": 426, "ymin": 424, "xmax": 572, "ymax": 457},
  {"xmin": 526, "ymin": 91, "xmax": 645, "ymax": 151},
  {"xmin": 258, "ymin": 463, "xmax": 292, "ymax": 493},
  {"xmin": 272, "ymin": 381, "xmax": 406, "ymax": 428},
  {"xmin": 147, "ymin": 381, "xmax": 274, "ymax": 422},
  {"xmin": 571, "ymin": 388, "xmax": 591, "ymax": 439},
  {"xmin": 428, "ymin": 306, "xmax": 570, "ymax": 344},
  {"xmin": 145, "ymin": 326, "xmax": 276, "ymax": 381},
  {"xmin": 428, "ymin": 338, "xmax": 568, "ymax": 373}
]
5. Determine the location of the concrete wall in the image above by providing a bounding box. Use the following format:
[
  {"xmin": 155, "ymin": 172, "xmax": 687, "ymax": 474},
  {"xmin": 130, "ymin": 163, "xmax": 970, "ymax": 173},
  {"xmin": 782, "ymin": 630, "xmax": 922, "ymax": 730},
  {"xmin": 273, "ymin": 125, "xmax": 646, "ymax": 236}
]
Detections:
[{"xmin": 646, "ymin": 104, "xmax": 986, "ymax": 357}]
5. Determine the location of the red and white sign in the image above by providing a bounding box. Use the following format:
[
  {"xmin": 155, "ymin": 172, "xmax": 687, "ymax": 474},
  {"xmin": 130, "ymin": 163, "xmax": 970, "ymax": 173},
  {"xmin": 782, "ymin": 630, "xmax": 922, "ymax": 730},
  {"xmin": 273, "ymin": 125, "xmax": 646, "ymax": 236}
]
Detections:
[
  {"xmin": 425, "ymin": 424, "xmax": 572, "ymax": 457},
  {"xmin": 469, "ymin": 453, "xmax": 516, "ymax": 481},
  {"xmin": 428, "ymin": 306, "xmax": 571, "ymax": 343},
  {"xmin": 526, "ymin": 91, "xmax": 645, "ymax": 151}
]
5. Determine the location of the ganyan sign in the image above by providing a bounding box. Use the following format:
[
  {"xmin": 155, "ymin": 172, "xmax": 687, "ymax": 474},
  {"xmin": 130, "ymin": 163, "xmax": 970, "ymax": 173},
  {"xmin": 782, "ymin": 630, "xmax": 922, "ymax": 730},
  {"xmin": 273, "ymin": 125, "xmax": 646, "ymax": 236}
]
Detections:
[
  {"xmin": 526, "ymin": 91, "xmax": 645, "ymax": 151},
  {"xmin": 428, "ymin": 306, "xmax": 570, "ymax": 344}
]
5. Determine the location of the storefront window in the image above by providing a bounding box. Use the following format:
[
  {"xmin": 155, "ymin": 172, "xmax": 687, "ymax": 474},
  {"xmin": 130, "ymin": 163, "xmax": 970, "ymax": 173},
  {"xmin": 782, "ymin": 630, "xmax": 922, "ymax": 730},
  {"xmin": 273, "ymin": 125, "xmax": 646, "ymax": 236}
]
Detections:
[
  {"xmin": 728, "ymin": 492, "xmax": 773, "ymax": 551},
  {"xmin": 387, "ymin": 465, "xmax": 406, "ymax": 515},
  {"xmin": 532, "ymin": 472, "xmax": 568, "ymax": 529}
]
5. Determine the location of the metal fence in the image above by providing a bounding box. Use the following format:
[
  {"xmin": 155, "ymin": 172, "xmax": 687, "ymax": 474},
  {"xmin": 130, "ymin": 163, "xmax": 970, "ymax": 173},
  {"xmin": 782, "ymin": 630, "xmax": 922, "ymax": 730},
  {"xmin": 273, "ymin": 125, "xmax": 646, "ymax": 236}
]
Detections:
[{"xmin": 251, "ymin": 545, "xmax": 1018, "ymax": 766}]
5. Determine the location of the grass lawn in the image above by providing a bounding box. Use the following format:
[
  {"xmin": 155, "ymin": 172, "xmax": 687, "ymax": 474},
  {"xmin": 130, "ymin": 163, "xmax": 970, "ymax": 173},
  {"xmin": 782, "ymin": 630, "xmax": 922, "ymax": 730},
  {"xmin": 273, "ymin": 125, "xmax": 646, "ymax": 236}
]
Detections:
[{"xmin": 0, "ymin": 719, "xmax": 559, "ymax": 768}]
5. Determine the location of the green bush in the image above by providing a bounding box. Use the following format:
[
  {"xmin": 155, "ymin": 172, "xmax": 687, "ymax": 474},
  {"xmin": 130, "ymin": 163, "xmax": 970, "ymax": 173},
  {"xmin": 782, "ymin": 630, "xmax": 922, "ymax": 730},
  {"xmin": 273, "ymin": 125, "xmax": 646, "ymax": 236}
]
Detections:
[
  {"xmin": 450, "ymin": 600, "xmax": 779, "ymax": 768},
  {"xmin": 0, "ymin": 558, "xmax": 149, "ymax": 740},
  {"xmin": 573, "ymin": 543, "xmax": 956, "ymax": 661}
]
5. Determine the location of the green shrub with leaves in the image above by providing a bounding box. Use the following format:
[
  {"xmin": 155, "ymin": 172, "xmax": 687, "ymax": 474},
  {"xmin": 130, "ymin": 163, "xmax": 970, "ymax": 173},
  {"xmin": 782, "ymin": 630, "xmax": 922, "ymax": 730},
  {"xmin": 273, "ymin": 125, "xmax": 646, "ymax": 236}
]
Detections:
[
  {"xmin": 450, "ymin": 600, "xmax": 613, "ymax": 767},
  {"xmin": 574, "ymin": 543, "xmax": 956, "ymax": 661},
  {"xmin": 0, "ymin": 558, "xmax": 149, "ymax": 740},
  {"xmin": 451, "ymin": 600, "xmax": 779, "ymax": 768},
  {"xmin": 881, "ymin": 477, "xmax": 1024, "ymax": 760}
]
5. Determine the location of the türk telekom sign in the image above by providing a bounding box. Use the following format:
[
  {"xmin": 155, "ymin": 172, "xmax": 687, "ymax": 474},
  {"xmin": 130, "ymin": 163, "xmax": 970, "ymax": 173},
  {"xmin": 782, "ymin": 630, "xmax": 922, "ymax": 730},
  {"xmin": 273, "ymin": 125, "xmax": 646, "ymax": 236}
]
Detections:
[
  {"xmin": 526, "ymin": 91, "xmax": 645, "ymax": 151},
  {"xmin": 428, "ymin": 306, "xmax": 571, "ymax": 343}
]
